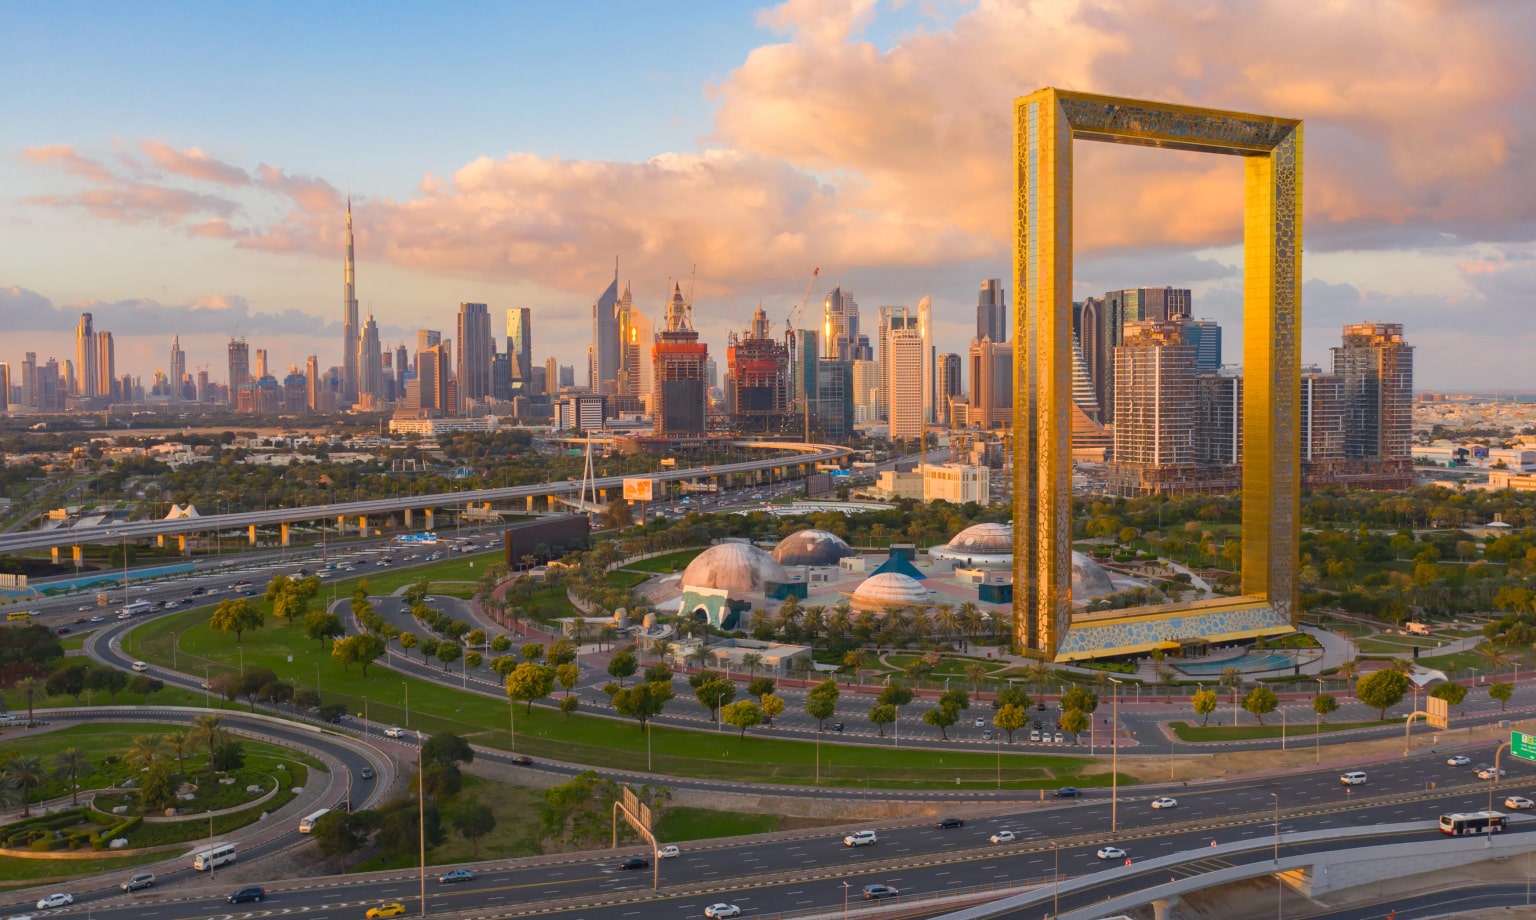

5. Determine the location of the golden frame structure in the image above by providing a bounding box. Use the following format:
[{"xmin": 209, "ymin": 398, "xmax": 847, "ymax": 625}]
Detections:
[{"xmin": 1012, "ymin": 88, "xmax": 1302, "ymax": 660}]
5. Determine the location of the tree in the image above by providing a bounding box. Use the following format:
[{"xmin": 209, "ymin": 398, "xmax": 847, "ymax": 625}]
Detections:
[
  {"xmin": 490, "ymin": 634, "xmax": 513, "ymax": 653},
  {"xmin": 740, "ymin": 652, "xmax": 764, "ymax": 677},
  {"xmin": 842, "ymin": 649, "xmax": 868, "ymax": 684},
  {"xmin": 506, "ymin": 662, "xmax": 556, "ymax": 713},
  {"xmin": 436, "ymin": 641, "xmax": 462, "ymax": 671},
  {"xmin": 379, "ymin": 797, "xmax": 445, "ymax": 856},
  {"xmin": 964, "ymin": 662, "xmax": 989, "ymax": 693},
  {"xmin": 760, "ymin": 692, "xmax": 785, "ymax": 726},
  {"xmin": 86, "ymin": 666, "xmax": 128, "ymax": 703},
  {"xmin": 212, "ymin": 740, "xmax": 246, "ymax": 772},
  {"xmin": 1356, "ymin": 668, "xmax": 1410, "ymax": 719},
  {"xmin": 747, "ymin": 676, "xmax": 776, "ymax": 701},
  {"xmin": 128, "ymin": 674, "xmax": 164, "ymax": 697},
  {"xmin": 994, "ymin": 703, "xmax": 1027, "ymax": 742},
  {"xmin": 923, "ymin": 704, "xmax": 959, "ymax": 740},
  {"xmin": 419, "ymin": 763, "xmax": 462, "ymax": 800},
  {"xmin": 721, "ymin": 700, "xmax": 764, "ymax": 738},
  {"xmin": 333, "ymin": 634, "xmax": 387, "ymax": 676},
  {"xmin": 607, "ymin": 649, "xmax": 638, "ymax": 686},
  {"xmin": 53, "ymin": 748, "xmax": 93, "ymax": 806},
  {"xmin": 1312, "ymin": 693, "xmax": 1339, "ymax": 722},
  {"xmin": 209, "ymin": 598, "xmax": 263, "ymax": 644},
  {"xmin": 1190, "ymin": 688, "xmax": 1220, "ymax": 727},
  {"xmin": 556, "ymin": 662, "xmax": 580, "ymax": 697},
  {"xmin": 304, "ymin": 610, "xmax": 345, "ymax": 649},
  {"xmin": 1336, "ymin": 659, "xmax": 1360, "ymax": 695},
  {"xmin": 695, "ymin": 676, "xmax": 736, "ymax": 719},
  {"xmin": 559, "ymin": 695, "xmax": 580, "ymax": 719},
  {"xmin": 1490, "ymin": 681, "xmax": 1514, "ymax": 712},
  {"xmin": 313, "ymin": 810, "xmax": 363, "ymax": 869},
  {"xmin": 163, "ymin": 730, "xmax": 192, "ymax": 774},
  {"xmin": 1061, "ymin": 686, "xmax": 1099, "ymax": 715},
  {"xmin": 547, "ymin": 640, "xmax": 577, "ymax": 666},
  {"xmin": 868, "ymin": 702, "xmax": 896, "ymax": 737},
  {"xmin": 191, "ymin": 713, "xmax": 225, "ymax": 771},
  {"xmin": 128, "ymin": 733, "xmax": 168, "ymax": 771},
  {"xmin": 612, "ymin": 681, "xmax": 670, "ymax": 727},
  {"xmin": 422, "ymin": 732, "xmax": 475, "ymax": 768},
  {"xmin": 138, "ymin": 760, "xmax": 177, "ymax": 811},
  {"xmin": 14, "ymin": 677, "xmax": 41, "ymax": 725},
  {"xmin": 996, "ymin": 684, "xmax": 1030, "ymax": 710},
  {"xmin": 465, "ymin": 629, "xmax": 487, "ymax": 648},
  {"xmin": 46, "ymin": 662, "xmax": 90, "ymax": 702},
  {"xmin": 805, "ymin": 679, "xmax": 841, "ymax": 730},
  {"xmin": 418, "ymin": 636, "xmax": 440, "ymax": 661},
  {"xmin": 521, "ymin": 642, "xmax": 547, "ymax": 662},
  {"xmin": 1242, "ymin": 685, "xmax": 1279, "ymax": 726},
  {"xmin": 939, "ymin": 687, "xmax": 971, "ymax": 713},
  {"xmin": 463, "ymin": 651, "xmax": 482, "ymax": 670},
  {"xmin": 293, "ymin": 686, "xmax": 322, "ymax": 709},
  {"xmin": 1059, "ymin": 707, "xmax": 1090, "ymax": 742},
  {"xmin": 266, "ymin": 576, "xmax": 309, "ymax": 628},
  {"xmin": 602, "ymin": 495, "xmax": 634, "ymax": 530},
  {"xmin": 451, "ymin": 800, "xmax": 497, "ymax": 857},
  {"xmin": 1429, "ymin": 682, "xmax": 1468, "ymax": 706}
]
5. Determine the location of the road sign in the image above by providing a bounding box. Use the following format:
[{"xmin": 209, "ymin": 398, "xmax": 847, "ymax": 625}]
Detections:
[
  {"xmin": 623, "ymin": 478, "xmax": 655, "ymax": 502},
  {"xmin": 1427, "ymin": 696, "xmax": 1449, "ymax": 730},
  {"xmin": 1512, "ymin": 730, "xmax": 1536, "ymax": 764}
]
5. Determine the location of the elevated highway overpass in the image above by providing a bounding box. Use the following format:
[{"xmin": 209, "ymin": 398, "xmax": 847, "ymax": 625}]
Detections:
[{"xmin": 0, "ymin": 440, "xmax": 850, "ymax": 558}]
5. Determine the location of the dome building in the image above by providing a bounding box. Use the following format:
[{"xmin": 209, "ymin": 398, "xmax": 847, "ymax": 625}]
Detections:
[
  {"xmin": 928, "ymin": 522, "xmax": 1013, "ymax": 569},
  {"xmin": 849, "ymin": 571, "xmax": 932, "ymax": 611},
  {"xmin": 772, "ymin": 529, "xmax": 856, "ymax": 567},
  {"xmin": 677, "ymin": 542, "xmax": 792, "ymax": 631}
]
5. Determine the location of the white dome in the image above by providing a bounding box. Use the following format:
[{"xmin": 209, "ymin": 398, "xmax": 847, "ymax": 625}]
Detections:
[
  {"xmin": 773, "ymin": 529, "xmax": 855, "ymax": 567},
  {"xmin": 1071, "ymin": 551, "xmax": 1115, "ymax": 598},
  {"xmin": 680, "ymin": 543, "xmax": 788, "ymax": 597},
  {"xmin": 947, "ymin": 522, "xmax": 1012, "ymax": 555},
  {"xmin": 851, "ymin": 572, "xmax": 932, "ymax": 609}
]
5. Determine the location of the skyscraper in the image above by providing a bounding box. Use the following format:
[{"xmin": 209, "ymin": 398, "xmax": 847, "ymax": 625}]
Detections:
[
  {"xmin": 0, "ymin": 363, "xmax": 9, "ymax": 413},
  {"xmin": 592, "ymin": 268, "xmax": 620, "ymax": 397},
  {"xmin": 253, "ymin": 348, "xmax": 268, "ymax": 381},
  {"xmin": 1332, "ymin": 322, "xmax": 1414, "ymax": 462},
  {"xmin": 394, "ymin": 344, "xmax": 409, "ymax": 397},
  {"xmin": 917, "ymin": 295, "xmax": 935, "ymax": 423},
  {"xmin": 1106, "ymin": 321, "xmax": 1215, "ymax": 496},
  {"xmin": 20, "ymin": 353, "xmax": 36, "ymax": 409},
  {"xmin": 457, "ymin": 302, "xmax": 492, "ymax": 405},
  {"xmin": 967, "ymin": 338, "xmax": 1012, "ymax": 429},
  {"xmin": 417, "ymin": 329, "xmax": 440, "ymax": 356},
  {"xmin": 75, "ymin": 313, "xmax": 96, "ymax": 400},
  {"xmin": 652, "ymin": 283, "xmax": 708, "ymax": 437},
  {"xmin": 726, "ymin": 306, "xmax": 791, "ymax": 433},
  {"xmin": 95, "ymin": 331, "xmax": 114, "ymax": 400},
  {"xmin": 977, "ymin": 279, "xmax": 1006, "ymax": 344},
  {"xmin": 342, "ymin": 198, "xmax": 360, "ymax": 404},
  {"xmin": 822, "ymin": 287, "xmax": 864, "ymax": 361},
  {"xmin": 169, "ymin": 336, "xmax": 185, "ymax": 402},
  {"xmin": 886, "ymin": 324, "xmax": 925, "ymax": 440},
  {"xmin": 545, "ymin": 357, "xmax": 559, "ymax": 395},
  {"xmin": 227, "ymin": 337, "xmax": 250, "ymax": 399},
  {"xmin": 1104, "ymin": 287, "xmax": 1192, "ymax": 325},
  {"xmin": 936, "ymin": 353, "xmax": 962, "ymax": 426},
  {"xmin": 306, "ymin": 355, "xmax": 322, "ymax": 411},
  {"xmin": 1180, "ymin": 318, "xmax": 1223, "ymax": 373},
  {"xmin": 876, "ymin": 304, "xmax": 917, "ymax": 420},
  {"xmin": 359, "ymin": 315, "xmax": 383, "ymax": 406},
  {"xmin": 1300, "ymin": 370, "xmax": 1346, "ymax": 462},
  {"xmin": 507, "ymin": 308, "xmax": 532, "ymax": 391}
]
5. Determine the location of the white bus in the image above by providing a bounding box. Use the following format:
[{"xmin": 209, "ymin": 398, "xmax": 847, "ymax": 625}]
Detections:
[
  {"xmin": 118, "ymin": 599, "xmax": 152, "ymax": 617},
  {"xmin": 1440, "ymin": 811, "xmax": 1507, "ymax": 836},
  {"xmin": 193, "ymin": 842, "xmax": 236, "ymax": 870},
  {"xmin": 298, "ymin": 808, "xmax": 330, "ymax": 834}
]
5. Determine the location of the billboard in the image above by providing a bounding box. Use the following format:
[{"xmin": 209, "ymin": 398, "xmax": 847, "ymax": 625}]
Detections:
[{"xmin": 623, "ymin": 478, "xmax": 655, "ymax": 502}]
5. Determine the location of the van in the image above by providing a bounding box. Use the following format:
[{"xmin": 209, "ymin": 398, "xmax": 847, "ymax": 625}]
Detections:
[
  {"xmin": 121, "ymin": 872, "xmax": 155, "ymax": 892},
  {"xmin": 1340, "ymin": 771, "xmax": 1367, "ymax": 785},
  {"xmin": 193, "ymin": 843, "xmax": 237, "ymax": 871}
]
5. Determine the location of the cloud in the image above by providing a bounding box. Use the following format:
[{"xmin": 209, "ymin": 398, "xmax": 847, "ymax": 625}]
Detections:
[
  {"xmin": 254, "ymin": 164, "xmax": 341, "ymax": 213},
  {"xmin": 21, "ymin": 145, "xmax": 115, "ymax": 184},
  {"xmin": 140, "ymin": 141, "xmax": 250, "ymax": 186},
  {"xmin": 0, "ymin": 285, "xmax": 338, "ymax": 338},
  {"xmin": 187, "ymin": 217, "xmax": 248, "ymax": 240},
  {"xmin": 25, "ymin": 185, "xmax": 239, "ymax": 226}
]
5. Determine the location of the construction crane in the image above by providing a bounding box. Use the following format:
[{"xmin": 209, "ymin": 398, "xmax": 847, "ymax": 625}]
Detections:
[{"xmin": 785, "ymin": 267, "xmax": 819, "ymax": 442}]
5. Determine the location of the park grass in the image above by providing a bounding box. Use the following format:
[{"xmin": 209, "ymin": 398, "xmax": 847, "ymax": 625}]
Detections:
[
  {"xmin": 1354, "ymin": 636, "xmax": 1449, "ymax": 653},
  {"xmin": 1168, "ymin": 718, "xmax": 1397, "ymax": 742},
  {"xmin": 654, "ymin": 806, "xmax": 781, "ymax": 843},
  {"xmin": 0, "ymin": 852, "xmax": 164, "ymax": 888},
  {"xmin": 1, "ymin": 681, "xmax": 206, "ymax": 715},
  {"xmin": 621, "ymin": 549, "xmax": 705, "ymax": 574},
  {"xmin": 883, "ymin": 654, "xmax": 1007, "ymax": 679},
  {"xmin": 125, "ymin": 602, "xmax": 1116, "ymax": 789},
  {"xmin": 359, "ymin": 774, "xmax": 544, "ymax": 868}
]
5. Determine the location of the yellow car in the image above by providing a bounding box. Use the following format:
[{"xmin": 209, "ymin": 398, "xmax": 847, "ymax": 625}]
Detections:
[{"xmin": 366, "ymin": 903, "xmax": 407, "ymax": 919}]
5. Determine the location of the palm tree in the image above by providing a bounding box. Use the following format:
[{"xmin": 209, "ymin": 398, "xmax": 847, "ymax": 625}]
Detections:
[
  {"xmin": 1336, "ymin": 659, "xmax": 1360, "ymax": 696},
  {"xmin": 910, "ymin": 607, "xmax": 932, "ymax": 641},
  {"xmin": 1479, "ymin": 643, "xmax": 1513, "ymax": 683},
  {"xmin": 964, "ymin": 662, "xmax": 989, "ymax": 694},
  {"xmin": 934, "ymin": 604, "xmax": 958, "ymax": 642},
  {"xmin": 843, "ymin": 649, "xmax": 868, "ymax": 685},
  {"xmin": 803, "ymin": 606, "xmax": 827, "ymax": 653},
  {"xmin": 1024, "ymin": 661, "xmax": 1055, "ymax": 698},
  {"xmin": 128, "ymin": 734, "xmax": 168, "ymax": 771},
  {"xmin": 164, "ymin": 730, "xmax": 193, "ymax": 775},
  {"xmin": 14, "ymin": 677, "xmax": 40, "ymax": 725},
  {"xmin": 53, "ymin": 749, "xmax": 94, "ymax": 806},
  {"xmin": 1, "ymin": 756, "xmax": 46, "ymax": 817},
  {"xmin": 957, "ymin": 602, "xmax": 983, "ymax": 638},
  {"xmin": 191, "ymin": 713, "xmax": 226, "ymax": 770},
  {"xmin": 741, "ymin": 652, "xmax": 764, "ymax": 677}
]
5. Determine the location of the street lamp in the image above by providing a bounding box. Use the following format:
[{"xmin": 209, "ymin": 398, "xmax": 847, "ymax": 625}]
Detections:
[
  {"xmin": 1314, "ymin": 678, "xmax": 1325, "ymax": 765},
  {"xmin": 1270, "ymin": 792, "xmax": 1279, "ymax": 862},
  {"xmin": 1053, "ymin": 841, "xmax": 1061, "ymax": 916},
  {"xmin": 1280, "ymin": 708, "xmax": 1287, "ymax": 752},
  {"xmin": 403, "ymin": 680, "xmax": 410, "ymax": 728},
  {"xmin": 842, "ymin": 881, "xmax": 850, "ymax": 919},
  {"xmin": 416, "ymin": 730, "xmax": 427, "ymax": 918},
  {"xmin": 1108, "ymin": 677, "xmax": 1122, "ymax": 832}
]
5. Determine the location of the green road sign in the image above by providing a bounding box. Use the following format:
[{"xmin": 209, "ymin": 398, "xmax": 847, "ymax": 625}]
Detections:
[{"xmin": 1512, "ymin": 730, "xmax": 1536, "ymax": 763}]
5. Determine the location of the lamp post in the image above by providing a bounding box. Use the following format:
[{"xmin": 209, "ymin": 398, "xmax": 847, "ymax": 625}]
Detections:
[
  {"xmin": 1108, "ymin": 677, "xmax": 1122, "ymax": 832},
  {"xmin": 1314, "ymin": 678, "xmax": 1325, "ymax": 764},
  {"xmin": 1280, "ymin": 708, "xmax": 1287, "ymax": 752},
  {"xmin": 509, "ymin": 699, "xmax": 515, "ymax": 751},
  {"xmin": 1053, "ymin": 841, "xmax": 1060, "ymax": 916},
  {"xmin": 1270, "ymin": 792, "xmax": 1279, "ymax": 862},
  {"xmin": 416, "ymin": 730, "xmax": 427, "ymax": 918},
  {"xmin": 171, "ymin": 631, "xmax": 178, "ymax": 669},
  {"xmin": 815, "ymin": 725, "xmax": 821, "ymax": 785},
  {"xmin": 403, "ymin": 680, "xmax": 410, "ymax": 728},
  {"xmin": 207, "ymin": 809, "xmax": 216, "ymax": 879},
  {"xmin": 842, "ymin": 881, "xmax": 850, "ymax": 919}
]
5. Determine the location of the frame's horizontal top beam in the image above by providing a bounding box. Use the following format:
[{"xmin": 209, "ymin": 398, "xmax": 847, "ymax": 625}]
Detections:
[{"xmin": 1017, "ymin": 87, "xmax": 1299, "ymax": 156}]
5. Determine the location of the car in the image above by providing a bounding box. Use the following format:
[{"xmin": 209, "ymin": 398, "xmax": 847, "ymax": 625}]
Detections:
[
  {"xmin": 934, "ymin": 817, "xmax": 964, "ymax": 829},
  {"xmin": 384, "ymin": 726, "xmax": 405, "ymax": 738},
  {"xmin": 438, "ymin": 869, "xmax": 474, "ymax": 884},
  {"xmin": 1097, "ymin": 846, "xmax": 1127, "ymax": 860},
  {"xmin": 1447, "ymin": 755, "xmax": 1472, "ymax": 766},
  {"xmin": 1054, "ymin": 787, "xmax": 1080, "ymax": 798},
  {"xmin": 366, "ymin": 902, "xmax": 407, "ymax": 918},
  {"xmin": 1340, "ymin": 771, "xmax": 1368, "ymax": 785},
  {"xmin": 1036, "ymin": 702, "xmax": 1047, "ymax": 711},
  {"xmin": 1478, "ymin": 767, "xmax": 1508, "ymax": 780},
  {"xmin": 832, "ymin": 721, "xmax": 844, "ymax": 733},
  {"xmin": 120, "ymin": 872, "xmax": 155, "ymax": 892},
  {"xmin": 35, "ymin": 894, "xmax": 73, "ymax": 910},
  {"xmin": 862, "ymin": 884, "xmax": 899, "ymax": 900},
  {"xmin": 131, "ymin": 661, "xmax": 148, "ymax": 672},
  {"xmin": 360, "ymin": 766, "xmax": 374, "ymax": 780},
  {"xmin": 1506, "ymin": 796, "xmax": 1535, "ymax": 810},
  {"xmin": 618, "ymin": 856, "xmax": 650, "ymax": 870},
  {"xmin": 55, "ymin": 627, "xmax": 70, "ymax": 635},
  {"xmin": 228, "ymin": 887, "xmax": 265, "ymax": 904},
  {"xmin": 974, "ymin": 717, "xmax": 986, "ymax": 728},
  {"xmin": 844, "ymin": 830, "xmax": 877, "ymax": 847},
  {"xmin": 78, "ymin": 605, "xmax": 93, "ymax": 611},
  {"xmin": 511, "ymin": 755, "xmax": 534, "ymax": 766},
  {"xmin": 89, "ymin": 615, "xmax": 103, "ymax": 623},
  {"xmin": 1151, "ymin": 797, "xmax": 1178, "ymax": 809},
  {"xmin": 704, "ymin": 906, "xmax": 741, "ymax": 919},
  {"xmin": 990, "ymin": 830, "xmax": 1016, "ymax": 844},
  {"xmin": 656, "ymin": 845, "xmax": 680, "ymax": 859},
  {"xmin": 117, "ymin": 611, "xmax": 132, "ymax": 620},
  {"xmin": 1029, "ymin": 729, "xmax": 1042, "ymax": 742},
  {"xmin": 1054, "ymin": 731, "xmax": 1065, "ymax": 744},
  {"xmin": 164, "ymin": 600, "xmax": 179, "ymax": 608},
  {"xmin": 72, "ymin": 617, "xmax": 88, "ymax": 624},
  {"xmin": 982, "ymin": 729, "xmax": 994, "ymax": 741}
]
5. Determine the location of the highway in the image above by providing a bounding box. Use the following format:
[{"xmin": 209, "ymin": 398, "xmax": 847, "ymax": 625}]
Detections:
[{"xmin": 0, "ymin": 441, "xmax": 850, "ymax": 555}]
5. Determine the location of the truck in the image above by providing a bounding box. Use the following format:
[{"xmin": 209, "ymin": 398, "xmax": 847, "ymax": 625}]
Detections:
[{"xmin": 1406, "ymin": 622, "xmax": 1432, "ymax": 636}]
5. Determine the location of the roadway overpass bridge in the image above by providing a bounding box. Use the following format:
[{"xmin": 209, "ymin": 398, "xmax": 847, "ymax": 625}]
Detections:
[{"xmin": 0, "ymin": 440, "xmax": 850, "ymax": 561}]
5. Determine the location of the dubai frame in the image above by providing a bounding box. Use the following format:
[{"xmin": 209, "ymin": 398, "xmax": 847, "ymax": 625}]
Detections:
[{"xmin": 1012, "ymin": 89, "xmax": 1302, "ymax": 661}]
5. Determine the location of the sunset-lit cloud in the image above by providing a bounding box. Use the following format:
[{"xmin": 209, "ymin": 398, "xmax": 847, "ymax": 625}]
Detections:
[{"xmin": 140, "ymin": 141, "xmax": 250, "ymax": 186}]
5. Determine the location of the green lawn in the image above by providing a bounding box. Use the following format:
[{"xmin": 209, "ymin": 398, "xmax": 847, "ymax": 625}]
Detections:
[
  {"xmin": 1169, "ymin": 718, "xmax": 1397, "ymax": 742},
  {"xmin": 1354, "ymin": 636, "xmax": 1446, "ymax": 653},
  {"xmin": 883, "ymin": 654, "xmax": 1007, "ymax": 679},
  {"xmin": 0, "ymin": 851, "xmax": 164, "ymax": 888},
  {"xmin": 621, "ymin": 550, "xmax": 705, "ymax": 574},
  {"xmin": 654, "ymin": 806, "xmax": 781, "ymax": 842},
  {"xmin": 125, "ymin": 602, "xmax": 1117, "ymax": 789},
  {"xmin": 2, "ymin": 682, "xmax": 207, "ymax": 715}
]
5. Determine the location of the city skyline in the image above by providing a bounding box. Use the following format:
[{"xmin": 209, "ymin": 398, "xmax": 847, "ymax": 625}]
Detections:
[{"xmin": 3, "ymin": 1, "xmax": 1534, "ymax": 388}]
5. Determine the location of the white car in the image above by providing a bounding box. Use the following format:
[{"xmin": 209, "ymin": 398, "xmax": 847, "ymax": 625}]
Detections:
[
  {"xmin": 1478, "ymin": 768, "xmax": 1508, "ymax": 780},
  {"xmin": 35, "ymin": 894, "xmax": 73, "ymax": 910},
  {"xmin": 843, "ymin": 830, "xmax": 877, "ymax": 847},
  {"xmin": 131, "ymin": 661, "xmax": 148, "ymax": 672},
  {"xmin": 657, "ymin": 845, "xmax": 680, "ymax": 859},
  {"xmin": 1151, "ymin": 797, "xmax": 1178, "ymax": 809},
  {"xmin": 1505, "ymin": 796, "xmax": 1534, "ymax": 810},
  {"xmin": 704, "ymin": 906, "xmax": 741, "ymax": 919},
  {"xmin": 989, "ymin": 830, "xmax": 1016, "ymax": 844},
  {"xmin": 1097, "ymin": 846, "xmax": 1127, "ymax": 859},
  {"xmin": 384, "ymin": 727, "xmax": 405, "ymax": 739},
  {"xmin": 1447, "ymin": 755, "xmax": 1472, "ymax": 766}
]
